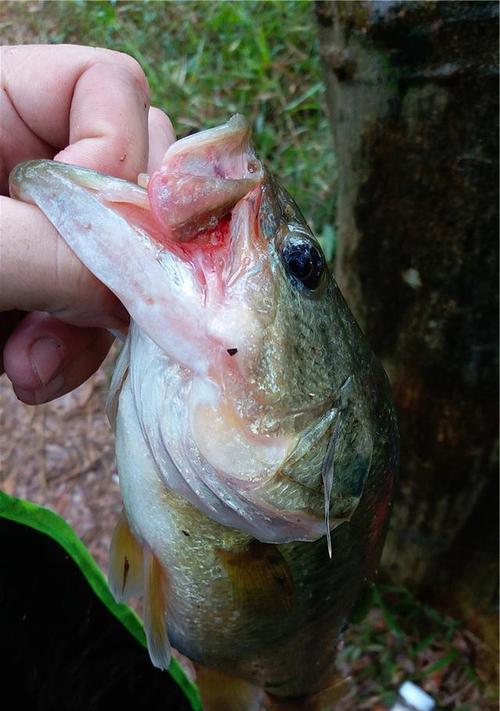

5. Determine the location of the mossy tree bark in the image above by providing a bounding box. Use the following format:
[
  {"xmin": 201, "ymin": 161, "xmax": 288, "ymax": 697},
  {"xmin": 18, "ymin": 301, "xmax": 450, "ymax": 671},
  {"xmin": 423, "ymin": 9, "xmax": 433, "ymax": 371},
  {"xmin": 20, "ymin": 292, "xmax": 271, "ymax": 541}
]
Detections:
[{"xmin": 316, "ymin": 1, "xmax": 498, "ymax": 588}]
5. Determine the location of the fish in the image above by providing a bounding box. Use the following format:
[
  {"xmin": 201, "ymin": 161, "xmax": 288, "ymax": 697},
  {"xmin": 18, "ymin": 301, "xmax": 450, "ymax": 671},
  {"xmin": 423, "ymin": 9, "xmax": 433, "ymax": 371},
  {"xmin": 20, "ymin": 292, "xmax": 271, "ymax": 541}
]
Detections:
[{"xmin": 10, "ymin": 115, "xmax": 398, "ymax": 711}]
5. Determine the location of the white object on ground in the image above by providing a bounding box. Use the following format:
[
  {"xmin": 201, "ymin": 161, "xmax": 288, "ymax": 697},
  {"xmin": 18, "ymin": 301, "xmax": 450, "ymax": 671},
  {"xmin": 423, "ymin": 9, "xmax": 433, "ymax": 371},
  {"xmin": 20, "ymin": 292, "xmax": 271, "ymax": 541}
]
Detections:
[{"xmin": 390, "ymin": 680, "xmax": 436, "ymax": 711}]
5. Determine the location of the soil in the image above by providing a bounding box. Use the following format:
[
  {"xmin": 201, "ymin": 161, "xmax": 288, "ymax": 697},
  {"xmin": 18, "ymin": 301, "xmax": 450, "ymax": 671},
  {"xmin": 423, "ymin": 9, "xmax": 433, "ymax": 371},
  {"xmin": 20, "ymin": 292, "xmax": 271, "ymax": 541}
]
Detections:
[{"xmin": 0, "ymin": 346, "xmax": 121, "ymax": 574}]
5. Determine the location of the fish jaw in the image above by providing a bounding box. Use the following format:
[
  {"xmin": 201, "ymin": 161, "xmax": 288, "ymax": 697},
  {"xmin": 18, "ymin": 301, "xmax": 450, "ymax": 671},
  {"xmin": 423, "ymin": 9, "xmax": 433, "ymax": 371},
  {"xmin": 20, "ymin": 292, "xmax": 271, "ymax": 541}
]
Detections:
[
  {"xmin": 9, "ymin": 159, "xmax": 213, "ymax": 373},
  {"xmin": 8, "ymin": 118, "xmax": 265, "ymax": 378},
  {"xmin": 148, "ymin": 114, "xmax": 263, "ymax": 241}
]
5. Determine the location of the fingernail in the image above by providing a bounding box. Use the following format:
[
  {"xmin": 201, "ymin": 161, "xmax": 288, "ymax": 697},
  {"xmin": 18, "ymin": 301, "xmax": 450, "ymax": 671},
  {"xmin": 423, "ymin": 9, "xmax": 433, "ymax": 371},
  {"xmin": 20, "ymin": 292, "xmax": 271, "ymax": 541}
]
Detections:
[
  {"xmin": 15, "ymin": 375, "xmax": 66, "ymax": 405},
  {"xmin": 30, "ymin": 337, "xmax": 65, "ymax": 386}
]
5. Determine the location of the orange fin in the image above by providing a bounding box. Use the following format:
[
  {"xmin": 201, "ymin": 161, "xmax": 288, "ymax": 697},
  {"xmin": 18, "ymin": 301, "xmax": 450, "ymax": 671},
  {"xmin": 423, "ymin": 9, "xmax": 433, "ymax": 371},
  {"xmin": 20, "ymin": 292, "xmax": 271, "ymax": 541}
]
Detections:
[
  {"xmin": 143, "ymin": 546, "xmax": 171, "ymax": 670},
  {"xmin": 216, "ymin": 540, "xmax": 294, "ymax": 615},
  {"xmin": 194, "ymin": 664, "xmax": 265, "ymax": 711},
  {"xmin": 108, "ymin": 511, "xmax": 143, "ymax": 602}
]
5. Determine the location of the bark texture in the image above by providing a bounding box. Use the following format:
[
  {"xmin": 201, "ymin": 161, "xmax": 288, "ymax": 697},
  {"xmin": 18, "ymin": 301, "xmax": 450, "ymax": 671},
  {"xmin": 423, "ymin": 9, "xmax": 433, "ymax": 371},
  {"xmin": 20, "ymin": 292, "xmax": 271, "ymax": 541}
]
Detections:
[{"xmin": 316, "ymin": 1, "xmax": 498, "ymax": 586}]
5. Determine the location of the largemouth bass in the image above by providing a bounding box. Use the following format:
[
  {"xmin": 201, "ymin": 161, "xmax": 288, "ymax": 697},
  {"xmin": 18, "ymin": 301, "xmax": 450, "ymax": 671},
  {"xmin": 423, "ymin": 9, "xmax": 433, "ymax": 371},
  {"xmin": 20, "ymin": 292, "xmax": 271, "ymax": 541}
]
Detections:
[{"xmin": 10, "ymin": 116, "xmax": 397, "ymax": 710}]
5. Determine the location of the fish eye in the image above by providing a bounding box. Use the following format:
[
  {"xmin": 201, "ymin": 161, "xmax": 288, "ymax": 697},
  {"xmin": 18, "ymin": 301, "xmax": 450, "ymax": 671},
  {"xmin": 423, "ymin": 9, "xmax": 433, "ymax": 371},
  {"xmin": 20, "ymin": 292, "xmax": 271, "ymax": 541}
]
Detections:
[{"xmin": 281, "ymin": 237, "xmax": 325, "ymax": 291}]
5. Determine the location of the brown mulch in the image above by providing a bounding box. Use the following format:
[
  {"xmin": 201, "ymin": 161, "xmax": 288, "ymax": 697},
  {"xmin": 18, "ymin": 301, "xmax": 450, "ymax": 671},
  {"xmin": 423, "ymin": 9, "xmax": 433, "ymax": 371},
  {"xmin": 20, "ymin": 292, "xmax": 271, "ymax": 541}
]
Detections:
[{"xmin": 0, "ymin": 346, "xmax": 121, "ymax": 572}]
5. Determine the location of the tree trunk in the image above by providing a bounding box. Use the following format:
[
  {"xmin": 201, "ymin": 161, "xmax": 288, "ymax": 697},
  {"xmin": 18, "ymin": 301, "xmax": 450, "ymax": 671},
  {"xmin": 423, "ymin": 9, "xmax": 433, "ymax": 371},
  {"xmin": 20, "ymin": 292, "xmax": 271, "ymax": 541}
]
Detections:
[{"xmin": 316, "ymin": 1, "xmax": 498, "ymax": 588}]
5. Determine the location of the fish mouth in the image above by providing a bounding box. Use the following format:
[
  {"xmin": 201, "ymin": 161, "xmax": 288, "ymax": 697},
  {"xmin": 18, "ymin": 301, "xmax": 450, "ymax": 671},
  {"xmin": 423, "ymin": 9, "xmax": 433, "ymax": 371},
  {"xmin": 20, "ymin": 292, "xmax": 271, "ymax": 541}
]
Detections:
[
  {"xmin": 8, "ymin": 116, "xmax": 268, "ymax": 376},
  {"xmin": 143, "ymin": 114, "xmax": 267, "ymax": 307}
]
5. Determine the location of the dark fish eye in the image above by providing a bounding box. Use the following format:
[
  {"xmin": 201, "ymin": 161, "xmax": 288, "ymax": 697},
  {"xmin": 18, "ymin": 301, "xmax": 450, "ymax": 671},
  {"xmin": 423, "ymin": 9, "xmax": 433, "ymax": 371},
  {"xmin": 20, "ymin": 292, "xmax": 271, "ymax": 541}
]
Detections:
[{"xmin": 281, "ymin": 237, "xmax": 325, "ymax": 291}]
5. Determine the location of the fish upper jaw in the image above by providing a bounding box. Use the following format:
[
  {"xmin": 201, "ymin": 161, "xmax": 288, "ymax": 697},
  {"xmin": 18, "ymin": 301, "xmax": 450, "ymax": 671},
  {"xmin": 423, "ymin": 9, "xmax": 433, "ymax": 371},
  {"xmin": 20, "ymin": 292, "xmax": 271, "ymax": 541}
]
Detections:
[
  {"xmin": 146, "ymin": 113, "xmax": 264, "ymax": 242},
  {"xmin": 143, "ymin": 113, "xmax": 271, "ymax": 361}
]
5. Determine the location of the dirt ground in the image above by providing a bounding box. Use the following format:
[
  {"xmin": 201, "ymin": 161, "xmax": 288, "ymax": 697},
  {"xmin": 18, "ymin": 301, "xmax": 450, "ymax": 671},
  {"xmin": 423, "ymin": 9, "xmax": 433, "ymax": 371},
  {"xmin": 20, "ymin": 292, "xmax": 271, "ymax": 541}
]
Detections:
[{"xmin": 0, "ymin": 346, "xmax": 121, "ymax": 573}]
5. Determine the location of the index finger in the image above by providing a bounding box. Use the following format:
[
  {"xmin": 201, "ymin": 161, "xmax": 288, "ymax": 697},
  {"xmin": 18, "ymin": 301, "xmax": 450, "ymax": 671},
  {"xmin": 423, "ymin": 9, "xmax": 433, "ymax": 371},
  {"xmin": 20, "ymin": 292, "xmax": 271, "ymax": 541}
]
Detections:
[{"xmin": 1, "ymin": 44, "xmax": 150, "ymax": 190}]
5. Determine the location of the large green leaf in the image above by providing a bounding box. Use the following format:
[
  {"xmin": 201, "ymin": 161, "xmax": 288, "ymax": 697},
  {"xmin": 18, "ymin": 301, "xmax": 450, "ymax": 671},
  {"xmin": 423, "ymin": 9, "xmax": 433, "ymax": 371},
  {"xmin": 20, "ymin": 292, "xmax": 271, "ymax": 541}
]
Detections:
[{"xmin": 0, "ymin": 490, "xmax": 202, "ymax": 711}]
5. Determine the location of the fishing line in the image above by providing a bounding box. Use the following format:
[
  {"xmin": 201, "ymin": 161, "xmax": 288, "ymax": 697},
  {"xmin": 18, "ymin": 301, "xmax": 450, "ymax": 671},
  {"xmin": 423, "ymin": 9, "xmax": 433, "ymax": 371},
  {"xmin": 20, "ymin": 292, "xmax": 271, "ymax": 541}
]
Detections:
[{"xmin": 321, "ymin": 414, "xmax": 342, "ymax": 559}]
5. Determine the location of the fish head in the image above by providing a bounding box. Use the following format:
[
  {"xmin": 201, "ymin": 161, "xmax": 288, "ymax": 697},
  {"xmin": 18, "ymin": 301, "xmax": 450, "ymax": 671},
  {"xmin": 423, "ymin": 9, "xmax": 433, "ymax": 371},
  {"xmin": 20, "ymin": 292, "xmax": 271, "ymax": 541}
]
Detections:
[
  {"xmin": 10, "ymin": 116, "xmax": 392, "ymax": 545},
  {"xmin": 139, "ymin": 117, "xmax": 344, "ymax": 435}
]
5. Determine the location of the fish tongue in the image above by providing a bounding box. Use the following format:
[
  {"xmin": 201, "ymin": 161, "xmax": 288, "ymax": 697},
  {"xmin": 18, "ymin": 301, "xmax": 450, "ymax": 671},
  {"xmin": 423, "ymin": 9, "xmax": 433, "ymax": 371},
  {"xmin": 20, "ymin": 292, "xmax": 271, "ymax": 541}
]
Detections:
[{"xmin": 147, "ymin": 114, "xmax": 263, "ymax": 242}]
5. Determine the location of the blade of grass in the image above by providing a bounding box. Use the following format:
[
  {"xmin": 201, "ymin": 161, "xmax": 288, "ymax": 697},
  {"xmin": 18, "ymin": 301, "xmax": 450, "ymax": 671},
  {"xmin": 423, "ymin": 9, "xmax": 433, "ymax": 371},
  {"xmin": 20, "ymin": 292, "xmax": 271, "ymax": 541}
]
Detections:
[
  {"xmin": 373, "ymin": 585, "xmax": 405, "ymax": 639},
  {"xmin": 419, "ymin": 648, "xmax": 460, "ymax": 677}
]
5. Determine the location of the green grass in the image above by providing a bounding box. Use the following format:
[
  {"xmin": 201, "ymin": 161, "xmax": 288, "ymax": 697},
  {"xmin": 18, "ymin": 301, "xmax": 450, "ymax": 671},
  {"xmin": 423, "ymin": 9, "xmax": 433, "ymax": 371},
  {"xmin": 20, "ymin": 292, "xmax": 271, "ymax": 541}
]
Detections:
[
  {"xmin": 337, "ymin": 584, "xmax": 493, "ymax": 710},
  {"xmin": 5, "ymin": 0, "xmax": 336, "ymax": 255}
]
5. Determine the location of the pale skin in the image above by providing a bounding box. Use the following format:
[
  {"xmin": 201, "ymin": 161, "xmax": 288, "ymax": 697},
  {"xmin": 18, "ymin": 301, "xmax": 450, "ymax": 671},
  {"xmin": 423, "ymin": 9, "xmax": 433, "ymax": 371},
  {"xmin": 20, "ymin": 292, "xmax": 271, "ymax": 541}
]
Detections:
[{"xmin": 0, "ymin": 44, "xmax": 176, "ymax": 404}]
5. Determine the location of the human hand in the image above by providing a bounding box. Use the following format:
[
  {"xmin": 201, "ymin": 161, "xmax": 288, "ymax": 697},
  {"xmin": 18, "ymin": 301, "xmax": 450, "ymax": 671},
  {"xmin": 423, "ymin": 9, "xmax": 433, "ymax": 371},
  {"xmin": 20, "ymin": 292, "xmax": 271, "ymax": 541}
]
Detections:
[{"xmin": 0, "ymin": 44, "xmax": 176, "ymax": 404}]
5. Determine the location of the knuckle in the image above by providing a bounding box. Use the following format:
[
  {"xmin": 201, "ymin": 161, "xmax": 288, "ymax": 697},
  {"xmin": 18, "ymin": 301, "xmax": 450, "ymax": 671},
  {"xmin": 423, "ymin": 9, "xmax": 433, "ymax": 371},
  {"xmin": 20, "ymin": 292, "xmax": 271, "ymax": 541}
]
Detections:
[
  {"xmin": 91, "ymin": 49, "xmax": 150, "ymax": 101},
  {"xmin": 112, "ymin": 51, "xmax": 150, "ymax": 97}
]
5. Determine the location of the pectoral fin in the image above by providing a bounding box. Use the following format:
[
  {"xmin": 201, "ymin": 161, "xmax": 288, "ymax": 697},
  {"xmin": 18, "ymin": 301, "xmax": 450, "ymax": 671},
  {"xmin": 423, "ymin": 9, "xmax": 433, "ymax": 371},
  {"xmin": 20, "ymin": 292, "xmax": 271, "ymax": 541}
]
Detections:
[
  {"xmin": 143, "ymin": 547, "xmax": 171, "ymax": 670},
  {"xmin": 108, "ymin": 514, "xmax": 170, "ymax": 670},
  {"xmin": 108, "ymin": 511, "xmax": 143, "ymax": 602},
  {"xmin": 216, "ymin": 541, "xmax": 294, "ymax": 616}
]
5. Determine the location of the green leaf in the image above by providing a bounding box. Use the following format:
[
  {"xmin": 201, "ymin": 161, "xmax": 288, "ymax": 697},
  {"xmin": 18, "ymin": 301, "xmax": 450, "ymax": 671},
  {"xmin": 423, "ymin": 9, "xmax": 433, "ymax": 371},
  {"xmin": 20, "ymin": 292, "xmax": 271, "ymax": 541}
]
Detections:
[{"xmin": 0, "ymin": 491, "xmax": 202, "ymax": 711}]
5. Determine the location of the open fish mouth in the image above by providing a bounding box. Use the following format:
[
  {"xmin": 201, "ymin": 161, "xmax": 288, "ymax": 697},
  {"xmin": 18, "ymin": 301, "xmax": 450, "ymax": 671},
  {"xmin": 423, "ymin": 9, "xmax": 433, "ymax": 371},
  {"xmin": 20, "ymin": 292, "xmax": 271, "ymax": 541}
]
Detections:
[{"xmin": 9, "ymin": 116, "xmax": 273, "ymax": 380}]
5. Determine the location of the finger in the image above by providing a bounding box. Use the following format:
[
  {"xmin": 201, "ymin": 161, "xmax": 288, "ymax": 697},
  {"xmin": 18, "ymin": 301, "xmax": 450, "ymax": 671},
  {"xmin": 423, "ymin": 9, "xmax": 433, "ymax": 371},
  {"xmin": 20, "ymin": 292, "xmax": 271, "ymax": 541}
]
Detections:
[
  {"xmin": 0, "ymin": 196, "xmax": 129, "ymax": 330},
  {"xmin": 1, "ymin": 45, "xmax": 150, "ymax": 190},
  {"xmin": 0, "ymin": 88, "xmax": 54, "ymax": 194},
  {"xmin": 4, "ymin": 311, "xmax": 114, "ymax": 405},
  {"xmin": 147, "ymin": 107, "xmax": 176, "ymax": 173},
  {"xmin": 0, "ymin": 310, "xmax": 26, "ymax": 375}
]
